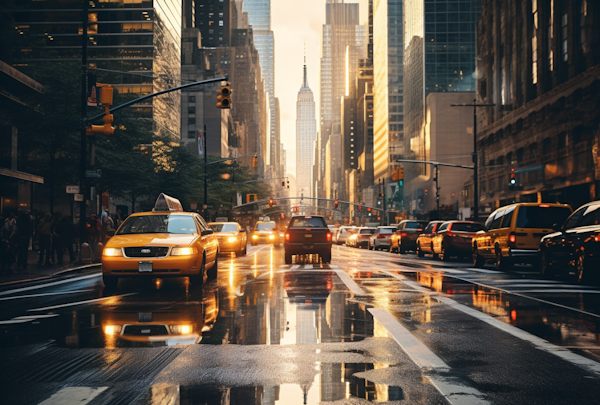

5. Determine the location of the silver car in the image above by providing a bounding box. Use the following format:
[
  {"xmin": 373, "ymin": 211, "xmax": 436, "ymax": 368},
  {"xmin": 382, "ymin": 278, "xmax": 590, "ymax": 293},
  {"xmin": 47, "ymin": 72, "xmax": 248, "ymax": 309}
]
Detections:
[
  {"xmin": 369, "ymin": 226, "xmax": 397, "ymax": 251},
  {"xmin": 335, "ymin": 226, "xmax": 356, "ymax": 245}
]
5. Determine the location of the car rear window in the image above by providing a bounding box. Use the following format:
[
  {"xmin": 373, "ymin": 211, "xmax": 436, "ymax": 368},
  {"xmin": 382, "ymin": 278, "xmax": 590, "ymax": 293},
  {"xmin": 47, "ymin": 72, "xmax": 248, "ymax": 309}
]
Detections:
[
  {"xmin": 117, "ymin": 215, "xmax": 198, "ymax": 235},
  {"xmin": 360, "ymin": 229, "xmax": 375, "ymax": 235},
  {"xmin": 404, "ymin": 222, "xmax": 425, "ymax": 230},
  {"xmin": 289, "ymin": 217, "xmax": 327, "ymax": 228},
  {"xmin": 210, "ymin": 223, "xmax": 238, "ymax": 232},
  {"xmin": 516, "ymin": 206, "xmax": 571, "ymax": 229},
  {"xmin": 450, "ymin": 223, "xmax": 483, "ymax": 232},
  {"xmin": 256, "ymin": 222, "xmax": 276, "ymax": 231},
  {"xmin": 379, "ymin": 227, "xmax": 395, "ymax": 234}
]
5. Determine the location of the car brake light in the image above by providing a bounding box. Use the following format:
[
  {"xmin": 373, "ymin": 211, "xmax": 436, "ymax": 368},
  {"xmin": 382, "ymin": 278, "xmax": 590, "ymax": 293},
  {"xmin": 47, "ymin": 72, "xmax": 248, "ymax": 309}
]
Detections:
[
  {"xmin": 378, "ymin": 234, "xmax": 385, "ymax": 239},
  {"xmin": 509, "ymin": 232, "xmax": 517, "ymax": 247},
  {"xmin": 326, "ymin": 232, "xmax": 332, "ymax": 242},
  {"xmin": 447, "ymin": 232, "xmax": 455, "ymax": 237},
  {"xmin": 285, "ymin": 233, "xmax": 290, "ymax": 241},
  {"xmin": 400, "ymin": 232, "xmax": 408, "ymax": 237},
  {"xmin": 593, "ymin": 233, "xmax": 600, "ymax": 242}
]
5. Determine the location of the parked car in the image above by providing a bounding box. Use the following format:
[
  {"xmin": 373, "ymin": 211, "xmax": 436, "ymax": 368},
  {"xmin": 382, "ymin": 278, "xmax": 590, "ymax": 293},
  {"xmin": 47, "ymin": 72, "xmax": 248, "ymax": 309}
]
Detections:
[
  {"xmin": 539, "ymin": 200, "xmax": 600, "ymax": 282},
  {"xmin": 348, "ymin": 227, "xmax": 376, "ymax": 248},
  {"xmin": 416, "ymin": 221, "xmax": 444, "ymax": 258},
  {"xmin": 432, "ymin": 221, "xmax": 484, "ymax": 261},
  {"xmin": 335, "ymin": 226, "xmax": 356, "ymax": 245},
  {"xmin": 369, "ymin": 226, "xmax": 397, "ymax": 251},
  {"xmin": 472, "ymin": 203, "xmax": 572, "ymax": 270},
  {"xmin": 208, "ymin": 221, "xmax": 247, "ymax": 256},
  {"xmin": 391, "ymin": 220, "xmax": 428, "ymax": 253},
  {"xmin": 284, "ymin": 216, "xmax": 332, "ymax": 264}
]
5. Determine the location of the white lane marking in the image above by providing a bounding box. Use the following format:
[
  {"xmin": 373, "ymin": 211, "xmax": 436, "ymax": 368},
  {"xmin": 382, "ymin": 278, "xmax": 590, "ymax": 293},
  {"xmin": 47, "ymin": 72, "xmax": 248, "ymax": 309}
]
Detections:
[
  {"xmin": 38, "ymin": 387, "xmax": 107, "ymax": 405},
  {"xmin": 488, "ymin": 279, "xmax": 562, "ymax": 284},
  {"xmin": 463, "ymin": 268, "xmax": 500, "ymax": 274},
  {"xmin": 0, "ymin": 273, "xmax": 100, "ymax": 296},
  {"xmin": 369, "ymin": 308, "xmax": 491, "ymax": 405},
  {"xmin": 514, "ymin": 289, "xmax": 600, "ymax": 294},
  {"xmin": 380, "ymin": 269, "xmax": 600, "ymax": 376},
  {"xmin": 247, "ymin": 245, "xmax": 268, "ymax": 255},
  {"xmin": 0, "ymin": 319, "xmax": 32, "ymax": 324},
  {"xmin": 0, "ymin": 289, "xmax": 93, "ymax": 301},
  {"xmin": 52, "ymin": 264, "xmax": 101, "ymax": 276},
  {"xmin": 333, "ymin": 269, "xmax": 366, "ymax": 295},
  {"xmin": 0, "ymin": 314, "xmax": 60, "ymax": 324},
  {"xmin": 27, "ymin": 293, "xmax": 137, "ymax": 312}
]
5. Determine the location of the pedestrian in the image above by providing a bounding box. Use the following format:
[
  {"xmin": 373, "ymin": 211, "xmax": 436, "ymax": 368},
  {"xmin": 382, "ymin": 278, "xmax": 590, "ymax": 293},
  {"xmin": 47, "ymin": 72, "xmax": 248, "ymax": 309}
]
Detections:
[
  {"xmin": 55, "ymin": 213, "xmax": 76, "ymax": 265},
  {"xmin": 37, "ymin": 213, "xmax": 53, "ymax": 265},
  {"xmin": 102, "ymin": 211, "xmax": 115, "ymax": 244},
  {"xmin": 86, "ymin": 214, "xmax": 102, "ymax": 261},
  {"xmin": 1, "ymin": 214, "xmax": 17, "ymax": 273},
  {"xmin": 16, "ymin": 211, "xmax": 33, "ymax": 270},
  {"xmin": 115, "ymin": 209, "xmax": 123, "ymax": 229}
]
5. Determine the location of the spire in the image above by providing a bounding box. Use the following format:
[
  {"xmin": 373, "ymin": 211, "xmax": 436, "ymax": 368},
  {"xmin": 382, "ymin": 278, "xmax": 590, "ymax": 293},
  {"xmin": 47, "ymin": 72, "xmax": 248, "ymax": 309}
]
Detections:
[{"xmin": 302, "ymin": 46, "xmax": 309, "ymax": 89}]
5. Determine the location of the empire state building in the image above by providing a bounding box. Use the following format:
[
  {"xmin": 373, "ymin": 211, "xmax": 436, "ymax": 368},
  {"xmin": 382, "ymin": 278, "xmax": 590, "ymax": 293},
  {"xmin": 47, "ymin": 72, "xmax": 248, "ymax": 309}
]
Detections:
[{"xmin": 296, "ymin": 60, "xmax": 317, "ymax": 199}]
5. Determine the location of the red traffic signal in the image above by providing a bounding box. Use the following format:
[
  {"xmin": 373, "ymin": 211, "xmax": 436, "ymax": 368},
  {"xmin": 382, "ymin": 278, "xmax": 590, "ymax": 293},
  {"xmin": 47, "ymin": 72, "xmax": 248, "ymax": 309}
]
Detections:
[
  {"xmin": 334, "ymin": 200, "xmax": 339, "ymax": 208},
  {"xmin": 357, "ymin": 205, "xmax": 361, "ymax": 211},
  {"xmin": 367, "ymin": 207, "xmax": 371, "ymax": 212},
  {"xmin": 268, "ymin": 197, "xmax": 274, "ymax": 208}
]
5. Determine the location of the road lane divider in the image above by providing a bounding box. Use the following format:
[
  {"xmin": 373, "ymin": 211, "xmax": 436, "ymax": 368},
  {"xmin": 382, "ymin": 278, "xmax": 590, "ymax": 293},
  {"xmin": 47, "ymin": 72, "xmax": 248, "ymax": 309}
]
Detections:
[
  {"xmin": 0, "ymin": 273, "xmax": 100, "ymax": 296},
  {"xmin": 381, "ymin": 268, "xmax": 600, "ymax": 377},
  {"xmin": 331, "ymin": 268, "xmax": 366, "ymax": 295},
  {"xmin": 0, "ymin": 314, "xmax": 59, "ymax": 325},
  {"xmin": 37, "ymin": 387, "xmax": 107, "ymax": 405},
  {"xmin": 0, "ymin": 289, "xmax": 93, "ymax": 301},
  {"xmin": 368, "ymin": 308, "xmax": 491, "ymax": 405},
  {"xmin": 27, "ymin": 293, "xmax": 137, "ymax": 312}
]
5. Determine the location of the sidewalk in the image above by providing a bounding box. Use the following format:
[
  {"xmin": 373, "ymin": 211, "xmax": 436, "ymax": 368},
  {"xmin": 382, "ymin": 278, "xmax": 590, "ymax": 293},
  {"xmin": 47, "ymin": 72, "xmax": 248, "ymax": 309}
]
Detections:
[{"xmin": 0, "ymin": 250, "xmax": 100, "ymax": 286}]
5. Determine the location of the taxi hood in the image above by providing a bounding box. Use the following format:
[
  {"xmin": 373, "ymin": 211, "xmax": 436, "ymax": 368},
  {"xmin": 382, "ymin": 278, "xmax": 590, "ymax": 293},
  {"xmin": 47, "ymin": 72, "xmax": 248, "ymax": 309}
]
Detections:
[{"xmin": 105, "ymin": 233, "xmax": 198, "ymax": 248}]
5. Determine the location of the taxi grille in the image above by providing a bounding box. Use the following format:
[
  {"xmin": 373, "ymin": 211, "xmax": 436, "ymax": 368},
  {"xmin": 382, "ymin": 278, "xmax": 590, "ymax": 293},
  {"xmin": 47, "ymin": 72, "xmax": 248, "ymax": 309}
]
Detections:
[
  {"xmin": 124, "ymin": 247, "xmax": 169, "ymax": 258},
  {"xmin": 123, "ymin": 325, "xmax": 168, "ymax": 336}
]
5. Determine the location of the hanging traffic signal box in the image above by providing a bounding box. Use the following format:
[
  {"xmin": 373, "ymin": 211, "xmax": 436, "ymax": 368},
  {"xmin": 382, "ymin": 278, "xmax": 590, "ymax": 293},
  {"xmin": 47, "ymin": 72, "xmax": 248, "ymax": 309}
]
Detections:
[
  {"xmin": 391, "ymin": 167, "xmax": 404, "ymax": 182},
  {"xmin": 252, "ymin": 154, "xmax": 258, "ymax": 168},
  {"xmin": 509, "ymin": 168, "xmax": 516, "ymax": 189},
  {"xmin": 246, "ymin": 194, "xmax": 257, "ymax": 203},
  {"xmin": 334, "ymin": 200, "xmax": 339, "ymax": 208},
  {"xmin": 268, "ymin": 197, "xmax": 274, "ymax": 208},
  {"xmin": 217, "ymin": 85, "xmax": 231, "ymax": 109},
  {"xmin": 86, "ymin": 85, "xmax": 115, "ymax": 136}
]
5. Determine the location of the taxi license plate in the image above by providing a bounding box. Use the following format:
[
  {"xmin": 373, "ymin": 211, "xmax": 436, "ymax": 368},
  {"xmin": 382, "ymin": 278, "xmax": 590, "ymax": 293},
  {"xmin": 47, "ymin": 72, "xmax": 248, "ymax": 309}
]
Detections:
[
  {"xmin": 138, "ymin": 261, "xmax": 153, "ymax": 272},
  {"xmin": 305, "ymin": 234, "xmax": 313, "ymax": 238}
]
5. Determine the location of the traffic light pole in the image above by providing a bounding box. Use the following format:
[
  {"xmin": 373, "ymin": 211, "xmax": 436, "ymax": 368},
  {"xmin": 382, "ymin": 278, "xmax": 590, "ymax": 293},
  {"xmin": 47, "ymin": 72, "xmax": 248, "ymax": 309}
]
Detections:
[
  {"xmin": 79, "ymin": 0, "xmax": 88, "ymax": 258},
  {"xmin": 203, "ymin": 125, "xmax": 207, "ymax": 208}
]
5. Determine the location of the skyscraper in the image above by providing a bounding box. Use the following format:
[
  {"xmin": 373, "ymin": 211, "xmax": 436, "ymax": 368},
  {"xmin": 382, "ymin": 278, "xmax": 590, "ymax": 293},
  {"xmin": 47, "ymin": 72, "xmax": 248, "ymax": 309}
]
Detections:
[
  {"xmin": 243, "ymin": 0, "xmax": 279, "ymax": 177},
  {"xmin": 296, "ymin": 60, "xmax": 317, "ymax": 199}
]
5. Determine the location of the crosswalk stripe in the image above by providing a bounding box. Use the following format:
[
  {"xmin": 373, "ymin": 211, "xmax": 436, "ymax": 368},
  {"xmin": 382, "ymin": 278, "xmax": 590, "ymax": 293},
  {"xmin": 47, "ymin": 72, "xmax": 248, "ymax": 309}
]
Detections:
[{"xmin": 38, "ymin": 387, "xmax": 107, "ymax": 405}]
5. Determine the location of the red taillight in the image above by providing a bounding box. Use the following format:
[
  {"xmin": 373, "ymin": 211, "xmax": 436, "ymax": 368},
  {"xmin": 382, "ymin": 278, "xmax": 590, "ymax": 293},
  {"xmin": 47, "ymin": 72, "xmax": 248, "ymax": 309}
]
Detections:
[
  {"xmin": 593, "ymin": 233, "xmax": 600, "ymax": 242},
  {"xmin": 326, "ymin": 232, "xmax": 332, "ymax": 242},
  {"xmin": 400, "ymin": 232, "xmax": 408, "ymax": 237},
  {"xmin": 326, "ymin": 280, "xmax": 332, "ymax": 290},
  {"xmin": 447, "ymin": 232, "xmax": 455, "ymax": 237},
  {"xmin": 509, "ymin": 234, "xmax": 516, "ymax": 243},
  {"xmin": 285, "ymin": 233, "xmax": 290, "ymax": 241},
  {"xmin": 378, "ymin": 234, "xmax": 386, "ymax": 239}
]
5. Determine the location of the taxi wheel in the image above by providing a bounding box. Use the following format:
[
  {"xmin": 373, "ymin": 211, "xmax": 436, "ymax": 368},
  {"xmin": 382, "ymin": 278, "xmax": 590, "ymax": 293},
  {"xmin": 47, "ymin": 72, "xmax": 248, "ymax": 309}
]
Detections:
[
  {"xmin": 398, "ymin": 244, "xmax": 406, "ymax": 254},
  {"xmin": 473, "ymin": 247, "xmax": 485, "ymax": 268},
  {"xmin": 190, "ymin": 256, "xmax": 206, "ymax": 286},
  {"xmin": 417, "ymin": 244, "xmax": 425, "ymax": 258},
  {"xmin": 239, "ymin": 243, "xmax": 247, "ymax": 256},
  {"xmin": 102, "ymin": 275, "xmax": 118, "ymax": 289},
  {"xmin": 496, "ymin": 249, "xmax": 509, "ymax": 271},
  {"xmin": 285, "ymin": 252, "xmax": 293, "ymax": 264},
  {"xmin": 208, "ymin": 255, "xmax": 218, "ymax": 280},
  {"xmin": 441, "ymin": 246, "xmax": 451, "ymax": 261}
]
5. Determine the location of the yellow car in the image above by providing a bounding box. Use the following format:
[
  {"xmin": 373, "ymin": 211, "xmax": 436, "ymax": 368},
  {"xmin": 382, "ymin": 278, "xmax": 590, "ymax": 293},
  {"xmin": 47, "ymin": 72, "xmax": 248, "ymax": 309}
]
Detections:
[
  {"xmin": 250, "ymin": 221, "xmax": 281, "ymax": 246},
  {"xmin": 101, "ymin": 194, "xmax": 219, "ymax": 288},
  {"xmin": 208, "ymin": 221, "xmax": 247, "ymax": 256}
]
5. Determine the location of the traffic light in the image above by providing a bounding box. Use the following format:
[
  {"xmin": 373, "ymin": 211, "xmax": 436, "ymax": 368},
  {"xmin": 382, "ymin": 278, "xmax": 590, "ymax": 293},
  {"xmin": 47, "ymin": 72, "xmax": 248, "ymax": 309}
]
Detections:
[
  {"xmin": 268, "ymin": 197, "xmax": 274, "ymax": 208},
  {"xmin": 357, "ymin": 205, "xmax": 361, "ymax": 211},
  {"xmin": 246, "ymin": 194, "xmax": 257, "ymax": 203},
  {"xmin": 280, "ymin": 213, "xmax": 285, "ymax": 220},
  {"xmin": 287, "ymin": 179, "xmax": 290, "ymax": 189},
  {"xmin": 398, "ymin": 168, "xmax": 404, "ymax": 180},
  {"xmin": 510, "ymin": 168, "xmax": 516, "ymax": 186},
  {"xmin": 252, "ymin": 154, "xmax": 258, "ymax": 168},
  {"xmin": 86, "ymin": 85, "xmax": 114, "ymax": 136},
  {"xmin": 217, "ymin": 85, "xmax": 231, "ymax": 109},
  {"xmin": 334, "ymin": 200, "xmax": 339, "ymax": 208},
  {"xmin": 281, "ymin": 181, "xmax": 285, "ymax": 187},
  {"xmin": 367, "ymin": 207, "xmax": 371, "ymax": 212}
]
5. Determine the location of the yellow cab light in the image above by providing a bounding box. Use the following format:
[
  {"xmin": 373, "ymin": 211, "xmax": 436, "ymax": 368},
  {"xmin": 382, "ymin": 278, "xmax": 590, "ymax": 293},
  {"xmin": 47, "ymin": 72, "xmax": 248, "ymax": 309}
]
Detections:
[
  {"xmin": 104, "ymin": 325, "xmax": 121, "ymax": 335},
  {"xmin": 103, "ymin": 247, "xmax": 123, "ymax": 257},
  {"xmin": 269, "ymin": 234, "xmax": 275, "ymax": 240},
  {"xmin": 171, "ymin": 247, "xmax": 198, "ymax": 256},
  {"xmin": 228, "ymin": 236, "xmax": 237, "ymax": 243},
  {"xmin": 252, "ymin": 234, "xmax": 258, "ymax": 239},
  {"xmin": 170, "ymin": 324, "xmax": 193, "ymax": 334},
  {"xmin": 539, "ymin": 204, "xmax": 551, "ymax": 208}
]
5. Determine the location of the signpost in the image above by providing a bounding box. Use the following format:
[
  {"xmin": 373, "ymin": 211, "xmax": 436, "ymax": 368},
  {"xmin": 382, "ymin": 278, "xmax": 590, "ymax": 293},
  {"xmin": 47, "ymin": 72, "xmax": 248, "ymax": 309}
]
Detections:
[
  {"xmin": 74, "ymin": 194, "xmax": 84, "ymax": 201},
  {"xmin": 66, "ymin": 185, "xmax": 80, "ymax": 194},
  {"xmin": 85, "ymin": 169, "xmax": 102, "ymax": 178}
]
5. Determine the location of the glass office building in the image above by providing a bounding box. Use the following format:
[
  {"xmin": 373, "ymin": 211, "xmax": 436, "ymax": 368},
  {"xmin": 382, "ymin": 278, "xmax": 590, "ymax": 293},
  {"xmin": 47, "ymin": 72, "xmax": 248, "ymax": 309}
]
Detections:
[{"xmin": 9, "ymin": 0, "xmax": 181, "ymax": 140}]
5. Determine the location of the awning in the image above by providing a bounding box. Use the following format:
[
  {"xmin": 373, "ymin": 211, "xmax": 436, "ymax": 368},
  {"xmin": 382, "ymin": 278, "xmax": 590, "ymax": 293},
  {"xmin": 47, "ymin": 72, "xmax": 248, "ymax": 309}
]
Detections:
[{"xmin": 0, "ymin": 168, "xmax": 44, "ymax": 184}]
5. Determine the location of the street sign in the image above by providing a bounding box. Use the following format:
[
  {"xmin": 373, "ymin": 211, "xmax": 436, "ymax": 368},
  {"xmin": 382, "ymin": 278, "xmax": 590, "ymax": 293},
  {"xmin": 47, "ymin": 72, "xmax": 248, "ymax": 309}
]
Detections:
[
  {"xmin": 85, "ymin": 169, "xmax": 102, "ymax": 178},
  {"xmin": 66, "ymin": 185, "xmax": 80, "ymax": 194},
  {"xmin": 74, "ymin": 194, "xmax": 84, "ymax": 201}
]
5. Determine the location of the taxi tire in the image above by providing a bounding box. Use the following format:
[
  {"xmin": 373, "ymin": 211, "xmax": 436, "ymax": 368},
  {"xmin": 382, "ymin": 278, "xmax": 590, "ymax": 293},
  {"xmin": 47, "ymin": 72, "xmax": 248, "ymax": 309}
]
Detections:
[
  {"xmin": 399, "ymin": 244, "xmax": 406, "ymax": 254},
  {"xmin": 102, "ymin": 275, "xmax": 118, "ymax": 289},
  {"xmin": 441, "ymin": 246, "xmax": 451, "ymax": 261},
  {"xmin": 190, "ymin": 256, "xmax": 206, "ymax": 286},
  {"xmin": 208, "ymin": 255, "xmax": 218, "ymax": 280},
  {"xmin": 417, "ymin": 244, "xmax": 425, "ymax": 258},
  {"xmin": 239, "ymin": 243, "xmax": 247, "ymax": 256},
  {"xmin": 473, "ymin": 247, "xmax": 485, "ymax": 268},
  {"xmin": 496, "ymin": 249, "xmax": 509, "ymax": 271}
]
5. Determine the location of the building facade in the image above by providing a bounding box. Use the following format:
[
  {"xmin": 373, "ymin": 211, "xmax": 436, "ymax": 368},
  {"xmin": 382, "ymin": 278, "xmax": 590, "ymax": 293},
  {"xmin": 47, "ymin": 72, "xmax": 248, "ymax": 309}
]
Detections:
[
  {"xmin": 403, "ymin": 0, "xmax": 480, "ymax": 215},
  {"xmin": 472, "ymin": 0, "xmax": 600, "ymax": 212},
  {"xmin": 296, "ymin": 63, "xmax": 317, "ymax": 199}
]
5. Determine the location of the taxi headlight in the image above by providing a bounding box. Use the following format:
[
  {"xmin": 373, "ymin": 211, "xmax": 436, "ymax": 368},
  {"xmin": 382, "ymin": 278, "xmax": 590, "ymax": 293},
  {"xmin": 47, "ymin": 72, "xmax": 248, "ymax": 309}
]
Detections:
[
  {"xmin": 252, "ymin": 234, "xmax": 258, "ymax": 239},
  {"xmin": 170, "ymin": 324, "xmax": 193, "ymax": 334},
  {"xmin": 170, "ymin": 247, "xmax": 198, "ymax": 256},
  {"xmin": 103, "ymin": 248, "xmax": 123, "ymax": 257},
  {"xmin": 228, "ymin": 236, "xmax": 237, "ymax": 243},
  {"xmin": 269, "ymin": 234, "xmax": 275, "ymax": 240},
  {"xmin": 104, "ymin": 325, "xmax": 121, "ymax": 335}
]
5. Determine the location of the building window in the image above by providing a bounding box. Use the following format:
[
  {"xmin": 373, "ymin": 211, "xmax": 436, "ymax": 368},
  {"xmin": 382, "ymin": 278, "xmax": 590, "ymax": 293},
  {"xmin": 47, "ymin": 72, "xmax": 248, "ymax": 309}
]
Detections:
[
  {"xmin": 532, "ymin": 0, "xmax": 538, "ymax": 84},
  {"xmin": 561, "ymin": 13, "xmax": 568, "ymax": 61},
  {"xmin": 189, "ymin": 95, "xmax": 196, "ymax": 102},
  {"xmin": 548, "ymin": 0, "xmax": 554, "ymax": 71},
  {"xmin": 188, "ymin": 106, "xmax": 195, "ymax": 114},
  {"xmin": 188, "ymin": 131, "xmax": 196, "ymax": 139},
  {"xmin": 188, "ymin": 118, "xmax": 195, "ymax": 125},
  {"xmin": 581, "ymin": 0, "xmax": 588, "ymax": 53}
]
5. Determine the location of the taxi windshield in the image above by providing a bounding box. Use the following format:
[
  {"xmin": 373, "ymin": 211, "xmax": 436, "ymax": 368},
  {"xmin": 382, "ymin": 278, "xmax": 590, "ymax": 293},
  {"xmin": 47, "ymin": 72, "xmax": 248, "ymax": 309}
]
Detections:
[
  {"xmin": 116, "ymin": 215, "xmax": 198, "ymax": 235},
  {"xmin": 256, "ymin": 222, "xmax": 276, "ymax": 231},
  {"xmin": 210, "ymin": 223, "xmax": 238, "ymax": 232}
]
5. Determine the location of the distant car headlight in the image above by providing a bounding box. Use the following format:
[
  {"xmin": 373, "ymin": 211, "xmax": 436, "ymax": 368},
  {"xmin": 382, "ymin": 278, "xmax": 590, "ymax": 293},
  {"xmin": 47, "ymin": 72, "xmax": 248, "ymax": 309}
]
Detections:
[
  {"xmin": 269, "ymin": 234, "xmax": 275, "ymax": 240},
  {"xmin": 171, "ymin": 247, "xmax": 198, "ymax": 256},
  {"xmin": 170, "ymin": 324, "xmax": 193, "ymax": 334},
  {"xmin": 104, "ymin": 325, "xmax": 121, "ymax": 335},
  {"xmin": 228, "ymin": 236, "xmax": 237, "ymax": 243},
  {"xmin": 280, "ymin": 233, "xmax": 284, "ymax": 238},
  {"xmin": 103, "ymin": 248, "xmax": 123, "ymax": 257},
  {"xmin": 252, "ymin": 234, "xmax": 258, "ymax": 239}
]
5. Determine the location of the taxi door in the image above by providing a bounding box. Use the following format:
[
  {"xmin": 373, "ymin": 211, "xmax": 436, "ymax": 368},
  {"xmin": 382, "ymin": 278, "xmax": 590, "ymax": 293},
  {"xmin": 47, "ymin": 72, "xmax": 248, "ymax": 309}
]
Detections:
[{"xmin": 195, "ymin": 215, "xmax": 218, "ymax": 264}]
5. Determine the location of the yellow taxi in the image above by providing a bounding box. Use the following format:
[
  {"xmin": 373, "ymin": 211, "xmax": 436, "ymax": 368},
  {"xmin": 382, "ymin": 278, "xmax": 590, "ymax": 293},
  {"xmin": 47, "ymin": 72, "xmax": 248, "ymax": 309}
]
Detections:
[
  {"xmin": 250, "ymin": 220, "xmax": 281, "ymax": 246},
  {"xmin": 208, "ymin": 221, "xmax": 247, "ymax": 256},
  {"xmin": 472, "ymin": 202, "xmax": 572, "ymax": 270},
  {"xmin": 101, "ymin": 194, "xmax": 219, "ymax": 288}
]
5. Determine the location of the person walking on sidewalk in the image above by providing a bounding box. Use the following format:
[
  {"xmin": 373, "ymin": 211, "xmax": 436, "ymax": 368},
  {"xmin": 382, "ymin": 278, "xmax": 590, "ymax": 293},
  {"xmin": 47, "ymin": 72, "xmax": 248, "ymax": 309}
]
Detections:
[
  {"xmin": 102, "ymin": 210, "xmax": 115, "ymax": 244},
  {"xmin": 37, "ymin": 213, "xmax": 53, "ymax": 265},
  {"xmin": 16, "ymin": 211, "xmax": 33, "ymax": 270},
  {"xmin": 55, "ymin": 213, "xmax": 75, "ymax": 265},
  {"xmin": 86, "ymin": 214, "xmax": 102, "ymax": 261},
  {"xmin": 1, "ymin": 214, "xmax": 18, "ymax": 273}
]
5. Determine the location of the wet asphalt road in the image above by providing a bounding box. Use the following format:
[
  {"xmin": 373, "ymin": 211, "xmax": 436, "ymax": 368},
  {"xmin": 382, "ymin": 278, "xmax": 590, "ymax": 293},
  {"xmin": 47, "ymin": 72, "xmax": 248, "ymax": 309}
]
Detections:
[{"xmin": 2, "ymin": 245, "xmax": 600, "ymax": 404}]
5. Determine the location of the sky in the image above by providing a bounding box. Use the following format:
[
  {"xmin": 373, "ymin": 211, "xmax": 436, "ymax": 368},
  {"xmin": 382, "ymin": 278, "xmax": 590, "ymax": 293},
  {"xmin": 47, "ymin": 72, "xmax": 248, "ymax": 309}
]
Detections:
[{"xmin": 271, "ymin": 0, "xmax": 368, "ymax": 178}]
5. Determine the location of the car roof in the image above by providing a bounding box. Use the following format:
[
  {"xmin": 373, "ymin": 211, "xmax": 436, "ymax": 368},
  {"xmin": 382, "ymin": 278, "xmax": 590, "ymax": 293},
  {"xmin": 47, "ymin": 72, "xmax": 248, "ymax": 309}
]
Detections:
[
  {"xmin": 129, "ymin": 211, "xmax": 196, "ymax": 217},
  {"xmin": 208, "ymin": 222, "xmax": 238, "ymax": 225}
]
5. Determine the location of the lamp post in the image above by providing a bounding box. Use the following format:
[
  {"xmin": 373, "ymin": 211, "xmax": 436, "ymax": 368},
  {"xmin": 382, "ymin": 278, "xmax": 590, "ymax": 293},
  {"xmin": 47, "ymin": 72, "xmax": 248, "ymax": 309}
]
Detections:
[{"xmin": 450, "ymin": 99, "xmax": 495, "ymax": 222}]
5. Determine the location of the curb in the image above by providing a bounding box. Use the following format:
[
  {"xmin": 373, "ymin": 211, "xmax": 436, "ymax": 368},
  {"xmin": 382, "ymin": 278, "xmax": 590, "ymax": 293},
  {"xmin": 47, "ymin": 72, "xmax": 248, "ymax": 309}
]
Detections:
[{"xmin": 0, "ymin": 263, "xmax": 101, "ymax": 287}]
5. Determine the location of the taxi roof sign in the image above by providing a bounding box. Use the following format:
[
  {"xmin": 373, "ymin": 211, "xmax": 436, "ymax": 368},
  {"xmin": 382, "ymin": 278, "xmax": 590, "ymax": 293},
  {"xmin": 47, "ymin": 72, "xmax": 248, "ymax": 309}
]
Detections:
[{"xmin": 152, "ymin": 193, "xmax": 184, "ymax": 212}]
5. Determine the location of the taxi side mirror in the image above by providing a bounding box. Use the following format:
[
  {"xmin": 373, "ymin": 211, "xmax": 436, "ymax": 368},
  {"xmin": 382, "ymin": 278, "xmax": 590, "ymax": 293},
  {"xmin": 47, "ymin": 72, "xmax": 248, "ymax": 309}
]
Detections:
[{"xmin": 201, "ymin": 229, "xmax": 214, "ymax": 236}]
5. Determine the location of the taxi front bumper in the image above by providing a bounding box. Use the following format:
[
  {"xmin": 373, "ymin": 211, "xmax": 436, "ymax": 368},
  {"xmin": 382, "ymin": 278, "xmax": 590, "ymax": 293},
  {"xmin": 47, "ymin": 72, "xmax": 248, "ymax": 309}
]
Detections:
[{"xmin": 102, "ymin": 255, "xmax": 200, "ymax": 276}]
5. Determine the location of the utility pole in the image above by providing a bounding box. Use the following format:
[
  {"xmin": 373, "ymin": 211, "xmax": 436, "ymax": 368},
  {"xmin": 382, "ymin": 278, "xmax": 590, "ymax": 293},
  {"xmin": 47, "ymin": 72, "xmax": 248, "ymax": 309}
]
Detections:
[
  {"xmin": 382, "ymin": 177, "xmax": 386, "ymax": 225},
  {"xmin": 79, "ymin": 0, "xmax": 88, "ymax": 258},
  {"xmin": 203, "ymin": 125, "xmax": 207, "ymax": 208},
  {"xmin": 450, "ymin": 99, "xmax": 495, "ymax": 222},
  {"xmin": 434, "ymin": 164, "xmax": 440, "ymax": 216}
]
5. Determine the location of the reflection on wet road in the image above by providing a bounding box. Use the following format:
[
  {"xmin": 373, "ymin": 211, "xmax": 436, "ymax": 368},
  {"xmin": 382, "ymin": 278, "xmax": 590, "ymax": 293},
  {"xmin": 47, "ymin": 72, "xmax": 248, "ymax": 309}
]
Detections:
[{"xmin": 1, "ymin": 244, "xmax": 600, "ymax": 404}]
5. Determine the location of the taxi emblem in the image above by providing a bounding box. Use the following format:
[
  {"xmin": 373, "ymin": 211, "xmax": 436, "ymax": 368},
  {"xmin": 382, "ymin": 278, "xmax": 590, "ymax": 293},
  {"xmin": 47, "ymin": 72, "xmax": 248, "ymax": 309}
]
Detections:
[{"xmin": 141, "ymin": 248, "xmax": 151, "ymax": 253}]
